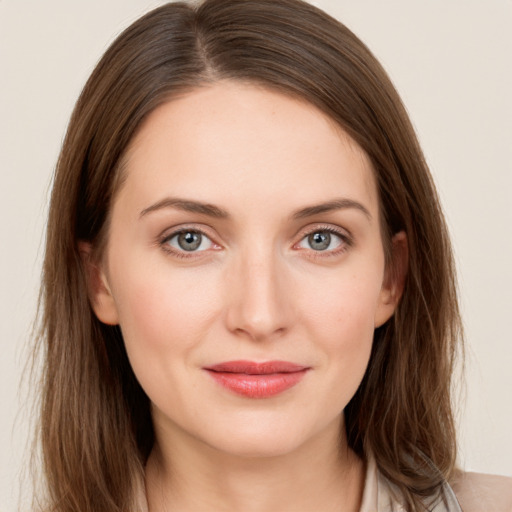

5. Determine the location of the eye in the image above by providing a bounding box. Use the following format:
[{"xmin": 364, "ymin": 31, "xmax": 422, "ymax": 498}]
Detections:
[
  {"xmin": 164, "ymin": 230, "xmax": 215, "ymax": 253},
  {"xmin": 297, "ymin": 229, "xmax": 345, "ymax": 252}
]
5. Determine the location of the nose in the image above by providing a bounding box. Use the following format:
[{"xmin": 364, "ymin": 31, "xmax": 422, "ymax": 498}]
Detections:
[{"xmin": 224, "ymin": 247, "xmax": 293, "ymax": 342}]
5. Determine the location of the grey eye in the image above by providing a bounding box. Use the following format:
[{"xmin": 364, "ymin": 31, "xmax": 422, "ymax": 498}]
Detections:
[
  {"xmin": 177, "ymin": 232, "xmax": 202, "ymax": 251},
  {"xmin": 166, "ymin": 231, "xmax": 213, "ymax": 252},
  {"xmin": 308, "ymin": 232, "xmax": 331, "ymax": 251},
  {"xmin": 297, "ymin": 230, "xmax": 344, "ymax": 252}
]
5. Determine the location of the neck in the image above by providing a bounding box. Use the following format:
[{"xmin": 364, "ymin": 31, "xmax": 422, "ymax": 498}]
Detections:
[{"xmin": 145, "ymin": 415, "xmax": 365, "ymax": 512}]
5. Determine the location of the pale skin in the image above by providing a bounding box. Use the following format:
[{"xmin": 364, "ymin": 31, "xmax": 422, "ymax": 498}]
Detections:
[{"xmin": 85, "ymin": 81, "xmax": 407, "ymax": 512}]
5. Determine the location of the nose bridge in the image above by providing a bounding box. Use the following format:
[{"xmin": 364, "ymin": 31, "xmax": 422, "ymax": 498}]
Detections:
[{"xmin": 225, "ymin": 242, "xmax": 291, "ymax": 341}]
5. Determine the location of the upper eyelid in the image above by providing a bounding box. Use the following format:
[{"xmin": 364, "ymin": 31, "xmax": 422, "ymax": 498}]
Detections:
[
  {"xmin": 160, "ymin": 224, "xmax": 349, "ymax": 237},
  {"xmin": 295, "ymin": 223, "xmax": 352, "ymax": 240},
  {"xmin": 159, "ymin": 224, "xmax": 216, "ymax": 240},
  {"xmin": 164, "ymin": 229, "xmax": 213, "ymax": 243}
]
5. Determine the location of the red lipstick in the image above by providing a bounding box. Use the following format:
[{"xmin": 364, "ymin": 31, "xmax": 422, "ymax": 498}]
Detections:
[{"xmin": 204, "ymin": 360, "xmax": 309, "ymax": 398}]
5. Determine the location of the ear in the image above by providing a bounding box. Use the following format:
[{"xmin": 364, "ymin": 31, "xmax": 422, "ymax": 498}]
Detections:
[
  {"xmin": 78, "ymin": 242, "xmax": 119, "ymax": 325},
  {"xmin": 374, "ymin": 231, "xmax": 408, "ymax": 328}
]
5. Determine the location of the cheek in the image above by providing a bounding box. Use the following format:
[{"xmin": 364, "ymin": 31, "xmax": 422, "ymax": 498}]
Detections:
[
  {"xmin": 298, "ymin": 264, "xmax": 383, "ymax": 387},
  {"xmin": 304, "ymin": 268, "xmax": 382, "ymax": 342},
  {"xmin": 109, "ymin": 261, "xmax": 228, "ymax": 422},
  {"xmin": 110, "ymin": 258, "xmax": 221, "ymax": 375}
]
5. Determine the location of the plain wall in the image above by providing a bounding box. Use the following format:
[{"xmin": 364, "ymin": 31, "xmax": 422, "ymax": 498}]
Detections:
[{"xmin": 1, "ymin": 0, "xmax": 511, "ymax": 509}]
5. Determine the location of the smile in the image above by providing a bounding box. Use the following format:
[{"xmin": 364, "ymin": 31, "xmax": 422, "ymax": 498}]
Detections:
[{"xmin": 204, "ymin": 360, "xmax": 310, "ymax": 398}]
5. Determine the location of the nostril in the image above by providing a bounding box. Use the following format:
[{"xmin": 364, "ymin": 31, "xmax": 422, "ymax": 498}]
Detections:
[{"xmin": 231, "ymin": 324, "xmax": 287, "ymax": 342}]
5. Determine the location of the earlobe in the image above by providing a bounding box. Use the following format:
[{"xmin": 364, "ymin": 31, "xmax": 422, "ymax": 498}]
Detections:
[
  {"xmin": 78, "ymin": 242, "xmax": 119, "ymax": 325},
  {"xmin": 374, "ymin": 231, "xmax": 408, "ymax": 328}
]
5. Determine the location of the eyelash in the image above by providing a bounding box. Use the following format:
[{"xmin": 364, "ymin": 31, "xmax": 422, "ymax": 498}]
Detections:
[
  {"xmin": 294, "ymin": 225, "xmax": 353, "ymax": 259},
  {"xmin": 158, "ymin": 224, "xmax": 353, "ymax": 259},
  {"xmin": 159, "ymin": 226, "xmax": 218, "ymax": 259}
]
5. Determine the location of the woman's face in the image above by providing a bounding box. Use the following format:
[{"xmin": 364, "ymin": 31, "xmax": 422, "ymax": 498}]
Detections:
[{"xmin": 90, "ymin": 82, "xmax": 401, "ymax": 458}]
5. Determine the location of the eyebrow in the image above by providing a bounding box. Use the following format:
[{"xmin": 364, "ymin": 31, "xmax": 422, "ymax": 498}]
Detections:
[
  {"xmin": 139, "ymin": 196, "xmax": 371, "ymax": 221},
  {"xmin": 292, "ymin": 198, "xmax": 372, "ymax": 221},
  {"xmin": 140, "ymin": 198, "xmax": 229, "ymax": 219}
]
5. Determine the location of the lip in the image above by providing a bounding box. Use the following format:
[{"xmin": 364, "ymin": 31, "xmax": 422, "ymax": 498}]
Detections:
[{"xmin": 204, "ymin": 360, "xmax": 310, "ymax": 398}]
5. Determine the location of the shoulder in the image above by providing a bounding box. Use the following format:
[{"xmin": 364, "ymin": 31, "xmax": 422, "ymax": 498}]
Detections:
[{"xmin": 450, "ymin": 471, "xmax": 512, "ymax": 512}]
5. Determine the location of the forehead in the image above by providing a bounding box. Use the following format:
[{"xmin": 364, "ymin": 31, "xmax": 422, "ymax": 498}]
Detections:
[{"xmin": 117, "ymin": 81, "xmax": 379, "ymax": 220}]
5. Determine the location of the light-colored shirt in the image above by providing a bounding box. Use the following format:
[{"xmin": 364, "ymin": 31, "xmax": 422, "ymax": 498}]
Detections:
[{"xmin": 361, "ymin": 456, "xmax": 512, "ymax": 512}]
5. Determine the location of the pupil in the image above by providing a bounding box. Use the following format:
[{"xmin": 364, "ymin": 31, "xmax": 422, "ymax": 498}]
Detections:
[
  {"xmin": 178, "ymin": 232, "xmax": 201, "ymax": 251},
  {"xmin": 309, "ymin": 232, "xmax": 330, "ymax": 251}
]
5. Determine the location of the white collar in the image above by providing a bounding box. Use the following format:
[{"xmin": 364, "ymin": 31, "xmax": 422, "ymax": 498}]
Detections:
[{"xmin": 360, "ymin": 455, "xmax": 463, "ymax": 512}]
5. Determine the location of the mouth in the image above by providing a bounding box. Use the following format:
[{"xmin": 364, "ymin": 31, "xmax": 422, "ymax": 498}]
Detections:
[{"xmin": 203, "ymin": 360, "xmax": 310, "ymax": 398}]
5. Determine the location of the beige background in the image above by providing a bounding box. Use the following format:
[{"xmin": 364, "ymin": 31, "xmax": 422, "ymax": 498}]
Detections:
[{"xmin": 1, "ymin": 0, "xmax": 511, "ymax": 509}]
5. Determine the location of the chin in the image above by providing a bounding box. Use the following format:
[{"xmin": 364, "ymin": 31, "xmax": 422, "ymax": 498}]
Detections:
[
  {"xmin": 193, "ymin": 411, "xmax": 334, "ymax": 460},
  {"xmin": 206, "ymin": 431, "xmax": 307, "ymax": 459}
]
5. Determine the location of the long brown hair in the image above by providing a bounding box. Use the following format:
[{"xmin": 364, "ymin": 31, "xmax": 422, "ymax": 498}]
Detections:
[{"xmin": 34, "ymin": 0, "xmax": 463, "ymax": 510}]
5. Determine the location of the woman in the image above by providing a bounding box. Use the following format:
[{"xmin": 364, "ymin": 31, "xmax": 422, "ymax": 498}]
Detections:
[{"xmin": 34, "ymin": 0, "xmax": 512, "ymax": 511}]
